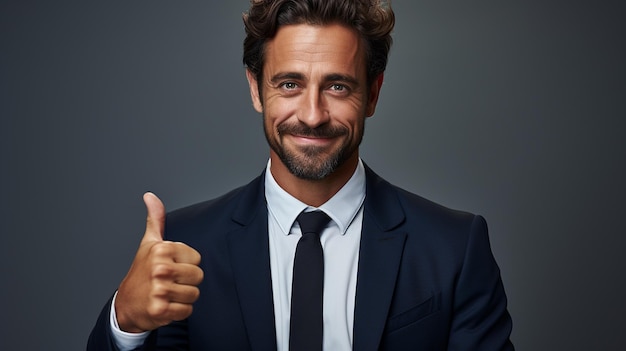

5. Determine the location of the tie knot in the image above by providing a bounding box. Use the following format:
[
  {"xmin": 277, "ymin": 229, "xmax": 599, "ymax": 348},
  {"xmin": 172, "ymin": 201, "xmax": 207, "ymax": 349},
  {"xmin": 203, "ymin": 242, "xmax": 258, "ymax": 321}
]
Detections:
[{"xmin": 296, "ymin": 211, "xmax": 331, "ymax": 235}]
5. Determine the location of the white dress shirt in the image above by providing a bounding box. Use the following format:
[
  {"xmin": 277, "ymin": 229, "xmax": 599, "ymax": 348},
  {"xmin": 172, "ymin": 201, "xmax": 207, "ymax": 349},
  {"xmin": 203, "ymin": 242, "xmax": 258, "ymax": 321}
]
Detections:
[
  {"xmin": 266, "ymin": 159, "xmax": 365, "ymax": 350},
  {"xmin": 110, "ymin": 159, "xmax": 366, "ymax": 350}
]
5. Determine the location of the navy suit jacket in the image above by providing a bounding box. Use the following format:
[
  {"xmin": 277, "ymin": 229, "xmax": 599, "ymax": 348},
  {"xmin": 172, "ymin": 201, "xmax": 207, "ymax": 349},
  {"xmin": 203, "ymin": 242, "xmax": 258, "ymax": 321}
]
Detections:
[{"xmin": 88, "ymin": 166, "xmax": 514, "ymax": 350}]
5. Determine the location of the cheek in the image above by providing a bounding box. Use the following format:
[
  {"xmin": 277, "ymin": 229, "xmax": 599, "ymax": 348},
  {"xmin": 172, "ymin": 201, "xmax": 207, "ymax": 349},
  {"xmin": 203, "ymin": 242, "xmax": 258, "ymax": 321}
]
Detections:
[
  {"xmin": 265, "ymin": 99, "xmax": 300, "ymax": 127},
  {"xmin": 330, "ymin": 101, "xmax": 366, "ymax": 130}
]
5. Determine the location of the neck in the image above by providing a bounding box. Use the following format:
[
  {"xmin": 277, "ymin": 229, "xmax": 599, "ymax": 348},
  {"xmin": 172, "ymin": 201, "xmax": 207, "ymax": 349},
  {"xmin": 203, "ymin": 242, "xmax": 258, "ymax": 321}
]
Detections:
[{"xmin": 269, "ymin": 152, "xmax": 359, "ymax": 207}]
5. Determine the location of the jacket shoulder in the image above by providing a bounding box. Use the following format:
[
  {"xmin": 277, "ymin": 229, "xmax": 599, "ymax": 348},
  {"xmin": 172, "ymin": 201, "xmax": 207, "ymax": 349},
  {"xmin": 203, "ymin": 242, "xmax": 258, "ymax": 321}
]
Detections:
[
  {"xmin": 394, "ymin": 185, "xmax": 477, "ymax": 225},
  {"xmin": 364, "ymin": 164, "xmax": 478, "ymax": 231}
]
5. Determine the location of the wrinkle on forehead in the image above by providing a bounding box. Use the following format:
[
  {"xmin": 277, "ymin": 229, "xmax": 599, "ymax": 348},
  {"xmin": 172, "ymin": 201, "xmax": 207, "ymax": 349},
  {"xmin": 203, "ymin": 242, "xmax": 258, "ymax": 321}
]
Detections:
[{"xmin": 263, "ymin": 23, "xmax": 366, "ymax": 82}]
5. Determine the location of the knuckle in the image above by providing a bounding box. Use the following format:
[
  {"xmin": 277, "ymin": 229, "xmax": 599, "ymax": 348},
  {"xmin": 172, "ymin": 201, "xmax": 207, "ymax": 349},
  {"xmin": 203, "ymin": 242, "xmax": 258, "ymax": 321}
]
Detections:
[
  {"xmin": 150, "ymin": 242, "xmax": 174, "ymax": 257},
  {"xmin": 172, "ymin": 241, "xmax": 186, "ymax": 249},
  {"xmin": 146, "ymin": 301, "xmax": 168, "ymax": 318},
  {"xmin": 189, "ymin": 287, "xmax": 200, "ymax": 301},
  {"xmin": 195, "ymin": 268, "xmax": 204, "ymax": 284},
  {"xmin": 193, "ymin": 252, "xmax": 202, "ymax": 265},
  {"xmin": 151, "ymin": 263, "xmax": 175, "ymax": 279},
  {"xmin": 151, "ymin": 282, "xmax": 170, "ymax": 298},
  {"xmin": 173, "ymin": 305, "xmax": 193, "ymax": 321}
]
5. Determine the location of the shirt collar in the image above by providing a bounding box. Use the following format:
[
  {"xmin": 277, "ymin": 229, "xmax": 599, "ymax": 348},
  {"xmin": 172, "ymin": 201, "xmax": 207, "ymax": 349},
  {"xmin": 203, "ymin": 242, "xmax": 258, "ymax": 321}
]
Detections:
[{"xmin": 264, "ymin": 159, "xmax": 366, "ymax": 236}]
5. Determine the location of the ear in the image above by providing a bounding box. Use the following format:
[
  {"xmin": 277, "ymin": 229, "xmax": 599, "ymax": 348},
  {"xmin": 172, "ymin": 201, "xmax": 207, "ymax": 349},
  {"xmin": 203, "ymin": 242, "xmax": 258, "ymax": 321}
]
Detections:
[
  {"xmin": 246, "ymin": 69, "xmax": 263, "ymax": 113},
  {"xmin": 365, "ymin": 73, "xmax": 384, "ymax": 117}
]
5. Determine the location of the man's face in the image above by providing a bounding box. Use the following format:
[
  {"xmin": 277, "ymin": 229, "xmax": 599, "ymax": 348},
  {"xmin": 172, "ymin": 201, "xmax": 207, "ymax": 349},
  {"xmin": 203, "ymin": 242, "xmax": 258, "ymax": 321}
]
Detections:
[{"xmin": 247, "ymin": 23, "xmax": 383, "ymax": 180}]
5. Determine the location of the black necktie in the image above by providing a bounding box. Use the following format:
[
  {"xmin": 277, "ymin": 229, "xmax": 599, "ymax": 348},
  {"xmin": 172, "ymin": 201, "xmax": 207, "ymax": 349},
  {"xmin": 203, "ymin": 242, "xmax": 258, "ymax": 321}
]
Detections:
[{"xmin": 289, "ymin": 211, "xmax": 331, "ymax": 351}]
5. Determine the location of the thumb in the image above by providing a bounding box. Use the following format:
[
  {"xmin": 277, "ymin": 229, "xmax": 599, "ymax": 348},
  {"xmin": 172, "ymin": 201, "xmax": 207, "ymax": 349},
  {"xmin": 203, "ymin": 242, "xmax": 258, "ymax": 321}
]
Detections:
[{"xmin": 142, "ymin": 192, "xmax": 166, "ymax": 242}]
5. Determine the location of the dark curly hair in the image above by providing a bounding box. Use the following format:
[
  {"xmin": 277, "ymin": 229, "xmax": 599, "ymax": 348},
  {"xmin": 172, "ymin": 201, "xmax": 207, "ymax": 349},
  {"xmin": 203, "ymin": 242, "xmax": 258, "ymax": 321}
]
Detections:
[{"xmin": 242, "ymin": 0, "xmax": 395, "ymax": 88}]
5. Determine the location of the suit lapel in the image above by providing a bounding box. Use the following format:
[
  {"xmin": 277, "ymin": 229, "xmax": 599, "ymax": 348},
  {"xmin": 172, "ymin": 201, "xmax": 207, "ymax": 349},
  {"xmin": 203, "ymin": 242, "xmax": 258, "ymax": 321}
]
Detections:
[
  {"xmin": 227, "ymin": 174, "xmax": 277, "ymax": 351},
  {"xmin": 353, "ymin": 166, "xmax": 407, "ymax": 351},
  {"xmin": 222, "ymin": 167, "xmax": 407, "ymax": 351}
]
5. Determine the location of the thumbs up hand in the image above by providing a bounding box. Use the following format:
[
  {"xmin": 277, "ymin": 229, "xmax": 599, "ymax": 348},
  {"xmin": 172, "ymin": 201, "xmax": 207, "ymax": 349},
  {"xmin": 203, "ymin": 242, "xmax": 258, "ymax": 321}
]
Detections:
[{"xmin": 115, "ymin": 192, "xmax": 204, "ymax": 333}]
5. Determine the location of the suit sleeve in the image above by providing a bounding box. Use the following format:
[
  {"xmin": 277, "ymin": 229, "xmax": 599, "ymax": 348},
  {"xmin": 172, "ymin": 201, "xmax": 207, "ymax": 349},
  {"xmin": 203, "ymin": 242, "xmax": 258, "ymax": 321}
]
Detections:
[
  {"xmin": 86, "ymin": 295, "xmax": 121, "ymax": 351},
  {"xmin": 448, "ymin": 215, "xmax": 515, "ymax": 350},
  {"xmin": 86, "ymin": 295, "xmax": 162, "ymax": 351}
]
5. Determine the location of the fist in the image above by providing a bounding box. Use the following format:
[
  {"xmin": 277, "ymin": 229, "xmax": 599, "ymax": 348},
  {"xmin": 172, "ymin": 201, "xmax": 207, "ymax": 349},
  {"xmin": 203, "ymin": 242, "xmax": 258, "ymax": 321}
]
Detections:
[{"xmin": 115, "ymin": 192, "xmax": 204, "ymax": 333}]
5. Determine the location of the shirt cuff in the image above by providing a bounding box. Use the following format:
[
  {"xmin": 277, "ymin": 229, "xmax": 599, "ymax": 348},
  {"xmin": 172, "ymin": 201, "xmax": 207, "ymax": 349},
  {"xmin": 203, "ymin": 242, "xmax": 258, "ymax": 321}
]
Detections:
[{"xmin": 109, "ymin": 291, "xmax": 150, "ymax": 350}]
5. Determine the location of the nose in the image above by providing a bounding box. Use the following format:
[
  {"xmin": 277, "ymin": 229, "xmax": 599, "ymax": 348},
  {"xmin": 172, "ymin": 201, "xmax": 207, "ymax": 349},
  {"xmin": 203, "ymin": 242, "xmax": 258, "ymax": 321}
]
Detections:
[{"xmin": 297, "ymin": 88, "xmax": 329, "ymax": 128}]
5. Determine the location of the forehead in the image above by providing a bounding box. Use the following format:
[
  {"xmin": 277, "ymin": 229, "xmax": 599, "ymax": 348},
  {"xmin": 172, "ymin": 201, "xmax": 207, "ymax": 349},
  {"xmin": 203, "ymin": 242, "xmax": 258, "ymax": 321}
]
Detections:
[{"xmin": 264, "ymin": 23, "xmax": 366, "ymax": 78}]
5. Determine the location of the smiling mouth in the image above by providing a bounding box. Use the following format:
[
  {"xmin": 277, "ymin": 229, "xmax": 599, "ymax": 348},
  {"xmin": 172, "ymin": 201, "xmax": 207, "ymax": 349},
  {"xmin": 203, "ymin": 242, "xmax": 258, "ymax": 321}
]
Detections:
[
  {"xmin": 277, "ymin": 122, "xmax": 348, "ymax": 139},
  {"xmin": 290, "ymin": 134, "xmax": 334, "ymax": 146}
]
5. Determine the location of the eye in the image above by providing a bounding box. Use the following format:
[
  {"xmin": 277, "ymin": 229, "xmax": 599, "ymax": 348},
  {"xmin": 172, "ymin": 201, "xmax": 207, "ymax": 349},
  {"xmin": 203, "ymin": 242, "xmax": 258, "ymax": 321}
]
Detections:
[
  {"xmin": 280, "ymin": 82, "xmax": 298, "ymax": 90},
  {"xmin": 328, "ymin": 83, "xmax": 351, "ymax": 96}
]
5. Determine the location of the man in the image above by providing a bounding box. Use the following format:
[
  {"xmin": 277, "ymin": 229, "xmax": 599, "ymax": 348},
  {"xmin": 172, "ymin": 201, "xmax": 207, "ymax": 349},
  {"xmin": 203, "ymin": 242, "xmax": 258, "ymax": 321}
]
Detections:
[{"xmin": 88, "ymin": 0, "xmax": 514, "ymax": 350}]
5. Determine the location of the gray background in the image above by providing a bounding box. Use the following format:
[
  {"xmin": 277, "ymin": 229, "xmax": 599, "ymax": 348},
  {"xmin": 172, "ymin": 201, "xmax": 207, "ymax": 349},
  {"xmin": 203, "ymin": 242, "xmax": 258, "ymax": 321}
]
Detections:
[{"xmin": 2, "ymin": 1, "xmax": 625, "ymax": 350}]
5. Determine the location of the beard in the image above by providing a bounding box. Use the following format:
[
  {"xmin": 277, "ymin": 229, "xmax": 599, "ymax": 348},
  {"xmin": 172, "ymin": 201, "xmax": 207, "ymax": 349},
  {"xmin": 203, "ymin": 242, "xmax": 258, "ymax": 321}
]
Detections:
[{"xmin": 264, "ymin": 120, "xmax": 363, "ymax": 180}]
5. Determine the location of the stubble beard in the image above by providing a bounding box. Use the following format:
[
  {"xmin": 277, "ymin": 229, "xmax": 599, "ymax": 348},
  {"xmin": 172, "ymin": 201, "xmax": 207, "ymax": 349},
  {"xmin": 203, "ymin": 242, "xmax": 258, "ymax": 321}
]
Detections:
[{"xmin": 264, "ymin": 120, "xmax": 363, "ymax": 181}]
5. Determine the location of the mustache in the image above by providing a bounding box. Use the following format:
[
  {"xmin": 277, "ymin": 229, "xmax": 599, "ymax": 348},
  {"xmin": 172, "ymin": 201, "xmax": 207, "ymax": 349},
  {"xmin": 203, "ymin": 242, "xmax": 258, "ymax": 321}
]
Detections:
[{"xmin": 277, "ymin": 122, "xmax": 348, "ymax": 138}]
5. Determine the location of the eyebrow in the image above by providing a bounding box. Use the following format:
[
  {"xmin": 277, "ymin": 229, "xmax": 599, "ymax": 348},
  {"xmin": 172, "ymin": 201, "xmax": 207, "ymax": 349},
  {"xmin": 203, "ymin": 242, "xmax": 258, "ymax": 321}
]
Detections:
[
  {"xmin": 324, "ymin": 73, "xmax": 359, "ymax": 86},
  {"xmin": 270, "ymin": 72, "xmax": 360, "ymax": 86},
  {"xmin": 270, "ymin": 72, "xmax": 304, "ymax": 84}
]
